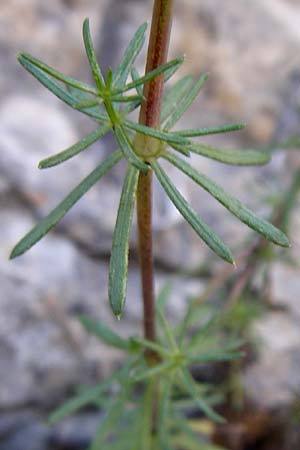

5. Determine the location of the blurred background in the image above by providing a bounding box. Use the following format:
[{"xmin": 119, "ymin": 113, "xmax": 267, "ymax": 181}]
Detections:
[{"xmin": 0, "ymin": 0, "xmax": 300, "ymax": 449}]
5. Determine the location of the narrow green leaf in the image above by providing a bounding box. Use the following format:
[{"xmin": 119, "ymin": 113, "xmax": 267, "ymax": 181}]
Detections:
[
  {"xmin": 106, "ymin": 68, "xmax": 114, "ymax": 88},
  {"xmin": 151, "ymin": 161, "xmax": 235, "ymax": 264},
  {"xmin": 156, "ymin": 307, "xmax": 178, "ymax": 351},
  {"xmin": 187, "ymin": 350, "xmax": 244, "ymax": 364},
  {"xmin": 39, "ymin": 124, "xmax": 111, "ymax": 168},
  {"xmin": 164, "ymin": 152, "xmax": 290, "ymax": 247},
  {"xmin": 158, "ymin": 380, "xmax": 173, "ymax": 449},
  {"xmin": 114, "ymin": 125, "xmax": 148, "ymax": 172},
  {"xmin": 49, "ymin": 354, "xmax": 136, "ymax": 424},
  {"xmin": 161, "ymin": 75, "xmax": 194, "ymax": 123},
  {"xmin": 49, "ymin": 380, "xmax": 110, "ymax": 424},
  {"xmin": 109, "ymin": 164, "xmax": 139, "ymax": 317},
  {"xmin": 136, "ymin": 383, "xmax": 154, "ymax": 450},
  {"xmin": 164, "ymin": 73, "xmax": 209, "ymax": 130},
  {"xmin": 163, "ymin": 56, "xmax": 185, "ymax": 82},
  {"xmin": 180, "ymin": 369, "xmax": 225, "ymax": 423},
  {"xmin": 111, "ymin": 94, "xmax": 144, "ymax": 103},
  {"xmin": 176, "ymin": 300, "xmax": 194, "ymax": 348},
  {"xmin": 123, "ymin": 120, "xmax": 189, "ymax": 146},
  {"xmin": 19, "ymin": 53, "xmax": 98, "ymax": 95},
  {"xmin": 131, "ymin": 67, "xmax": 143, "ymax": 96},
  {"xmin": 90, "ymin": 386, "xmax": 130, "ymax": 450},
  {"xmin": 18, "ymin": 54, "xmax": 79, "ymax": 108},
  {"xmin": 112, "ymin": 23, "xmax": 147, "ymax": 89},
  {"xmin": 78, "ymin": 315, "xmax": 130, "ymax": 351},
  {"xmin": 130, "ymin": 337, "xmax": 169, "ymax": 357},
  {"xmin": 19, "ymin": 55, "xmax": 107, "ymax": 122},
  {"xmin": 156, "ymin": 282, "xmax": 172, "ymax": 315},
  {"xmin": 10, "ymin": 150, "xmax": 122, "ymax": 259},
  {"xmin": 267, "ymin": 135, "xmax": 300, "ymax": 151},
  {"xmin": 83, "ymin": 18, "xmax": 105, "ymax": 91},
  {"xmin": 114, "ymin": 56, "xmax": 185, "ymax": 94},
  {"xmin": 174, "ymin": 123, "xmax": 246, "ymax": 137},
  {"xmin": 74, "ymin": 99, "xmax": 102, "ymax": 109},
  {"xmin": 173, "ymin": 142, "xmax": 271, "ymax": 165},
  {"xmin": 133, "ymin": 361, "xmax": 173, "ymax": 382},
  {"xmin": 170, "ymin": 145, "xmax": 191, "ymax": 157}
]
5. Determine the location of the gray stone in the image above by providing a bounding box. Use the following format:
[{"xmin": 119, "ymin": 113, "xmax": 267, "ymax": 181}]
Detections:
[{"xmin": 244, "ymin": 312, "xmax": 300, "ymax": 408}]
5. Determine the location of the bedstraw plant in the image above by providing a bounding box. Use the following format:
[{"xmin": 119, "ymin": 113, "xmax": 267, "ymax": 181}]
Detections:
[{"xmin": 11, "ymin": 1, "xmax": 290, "ymax": 449}]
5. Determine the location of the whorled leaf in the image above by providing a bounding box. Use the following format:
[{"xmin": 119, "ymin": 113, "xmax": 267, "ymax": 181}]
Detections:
[
  {"xmin": 49, "ymin": 380, "xmax": 111, "ymax": 424},
  {"xmin": 174, "ymin": 123, "xmax": 246, "ymax": 137},
  {"xmin": 114, "ymin": 56, "xmax": 185, "ymax": 95},
  {"xmin": 114, "ymin": 125, "xmax": 148, "ymax": 171},
  {"xmin": 82, "ymin": 18, "xmax": 105, "ymax": 91},
  {"xmin": 112, "ymin": 23, "xmax": 147, "ymax": 89},
  {"xmin": 78, "ymin": 315, "xmax": 130, "ymax": 351},
  {"xmin": 19, "ymin": 53, "xmax": 98, "ymax": 95},
  {"xmin": 124, "ymin": 120, "xmax": 189, "ymax": 146},
  {"xmin": 161, "ymin": 74, "xmax": 194, "ymax": 123},
  {"xmin": 39, "ymin": 124, "xmax": 111, "ymax": 168},
  {"xmin": 10, "ymin": 150, "xmax": 122, "ymax": 259},
  {"xmin": 18, "ymin": 55, "xmax": 107, "ymax": 123},
  {"xmin": 164, "ymin": 73, "xmax": 209, "ymax": 130},
  {"xmin": 151, "ymin": 161, "xmax": 235, "ymax": 264},
  {"xmin": 179, "ymin": 369, "xmax": 225, "ymax": 424},
  {"xmin": 172, "ymin": 141, "xmax": 271, "ymax": 166},
  {"xmin": 109, "ymin": 164, "xmax": 139, "ymax": 317},
  {"xmin": 164, "ymin": 152, "xmax": 290, "ymax": 247}
]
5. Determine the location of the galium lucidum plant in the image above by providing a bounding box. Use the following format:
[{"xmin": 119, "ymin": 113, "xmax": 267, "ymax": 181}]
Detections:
[
  {"xmin": 10, "ymin": 3, "xmax": 290, "ymax": 449},
  {"xmin": 11, "ymin": 20, "xmax": 289, "ymax": 316}
]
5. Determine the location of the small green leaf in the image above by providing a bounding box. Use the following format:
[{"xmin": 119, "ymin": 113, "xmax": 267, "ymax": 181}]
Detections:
[
  {"xmin": 135, "ymin": 383, "xmax": 154, "ymax": 450},
  {"xmin": 187, "ymin": 350, "xmax": 244, "ymax": 364},
  {"xmin": 133, "ymin": 361, "xmax": 173, "ymax": 381},
  {"xmin": 123, "ymin": 120, "xmax": 189, "ymax": 146},
  {"xmin": 19, "ymin": 53, "xmax": 98, "ymax": 95},
  {"xmin": 114, "ymin": 56, "xmax": 185, "ymax": 94},
  {"xmin": 131, "ymin": 67, "xmax": 143, "ymax": 96},
  {"xmin": 131, "ymin": 337, "xmax": 170, "ymax": 357},
  {"xmin": 179, "ymin": 369, "xmax": 225, "ymax": 423},
  {"xmin": 90, "ymin": 385, "xmax": 131, "ymax": 450},
  {"xmin": 164, "ymin": 73, "xmax": 209, "ymax": 130},
  {"xmin": 49, "ymin": 380, "xmax": 110, "ymax": 424},
  {"xmin": 74, "ymin": 99, "xmax": 102, "ymax": 109},
  {"xmin": 174, "ymin": 123, "xmax": 246, "ymax": 137},
  {"xmin": 164, "ymin": 152, "xmax": 290, "ymax": 247},
  {"xmin": 39, "ymin": 124, "xmax": 111, "ymax": 168},
  {"xmin": 83, "ymin": 18, "xmax": 105, "ymax": 91},
  {"xmin": 173, "ymin": 142, "xmax": 271, "ymax": 165},
  {"xmin": 163, "ymin": 56, "xmax": 185, "ymax": 82},
  {"xmin": 18, "ymin": 54, "xmax": 79, "ymax": 108},
  {"xmin": 156, "ymin": 282, "xmax": 172, "ymax": 315},
  {"xmin": 161, "ymin": 75, "xmax": 194, "ymax": 123},
  {"xmin": 268, "ymin": 135, "xmax": 300, "ymax": 151},
  {"xmin": 158, "ymin": 379, "xmax": 173, "ymax": 448},
  {"xmin": 156, "ymin": 307, "xmax": 178, "ymax": 351},
  {"xmin": 10, "ymin": 150, "xmax": 122, "ymax": 259},
  {"xmin": 152, "ymin": 161, "xmax": 235, "ymax": 264},
  {"xmin": 78, "ymin": 315, "xmax": 130, "ymax": 351},
  {"xmin": 111, "ymin": 94, "xmax": 144, "ymax": 103},
  {"xmin": 18, "ymin": 55, "xmax": 107, "ymax": 122},
  {"xmin": 49, "ymin": 356, "xmax": 136, "ymax": 424},
  {"xmin": 109, "ymin": 164, "xmax": 139, "ymax": 317},
  {"xmin": 112, "ymin": 23, "xmax": 147, "ymax": 89},
  {"xmin": 114, "ymin": 125, "xmax": 148, "ymax": 172}
]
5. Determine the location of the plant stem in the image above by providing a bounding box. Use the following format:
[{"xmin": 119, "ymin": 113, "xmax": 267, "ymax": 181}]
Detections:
[{"xmin": 137, "ymin": 0, "xmax": 174, "ymax": 344}]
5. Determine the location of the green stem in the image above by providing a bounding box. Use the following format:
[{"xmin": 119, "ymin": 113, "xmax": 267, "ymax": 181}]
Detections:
[{"xmin": 137, "ymin": 0, "xmax": 174, "ymax": 346}]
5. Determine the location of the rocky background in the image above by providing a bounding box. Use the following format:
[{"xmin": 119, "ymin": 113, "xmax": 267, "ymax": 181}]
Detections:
[{"xmin": 0, "ymin": 0, "xmax": 300, "ymax": 449}]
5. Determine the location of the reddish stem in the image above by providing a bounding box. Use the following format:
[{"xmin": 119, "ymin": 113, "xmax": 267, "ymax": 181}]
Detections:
[{"xmin": 137, "ymin": 0, "xmax": 174, "ymax": 344}]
